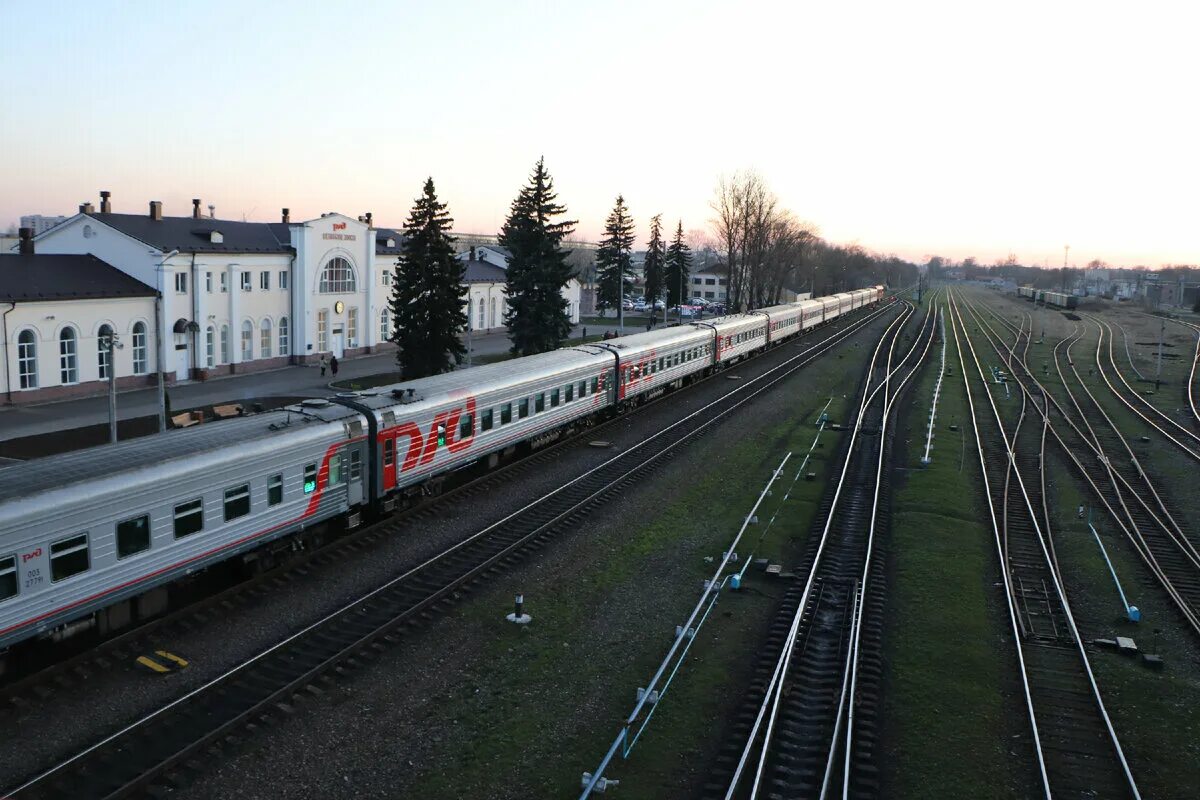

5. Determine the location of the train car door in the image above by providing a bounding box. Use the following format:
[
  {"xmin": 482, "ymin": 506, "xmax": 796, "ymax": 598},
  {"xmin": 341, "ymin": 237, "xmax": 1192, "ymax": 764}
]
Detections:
[{"xmin": 348, "ymin": 445, "xmax": 364, "ymax": 506}]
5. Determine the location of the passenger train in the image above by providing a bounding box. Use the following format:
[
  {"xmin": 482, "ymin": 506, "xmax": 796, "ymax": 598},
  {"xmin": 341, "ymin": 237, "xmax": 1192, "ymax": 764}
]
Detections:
[{"xmin": 0, "ymin": 286, "xmax": 886, "ymax": 667}]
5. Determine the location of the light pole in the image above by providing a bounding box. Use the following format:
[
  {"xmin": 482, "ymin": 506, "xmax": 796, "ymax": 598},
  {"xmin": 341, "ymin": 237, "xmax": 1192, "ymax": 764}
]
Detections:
[
  {"xmin": 101, "ymin": 331, "xmax": 124, "ymax": 443},
  {"xmin": 466, "ymin": 294, "xmax": 473, "ymax": 368}
]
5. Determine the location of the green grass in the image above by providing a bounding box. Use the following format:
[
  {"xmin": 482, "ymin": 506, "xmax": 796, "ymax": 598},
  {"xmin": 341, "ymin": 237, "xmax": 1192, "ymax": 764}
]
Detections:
[
  {"xmin": 404, "ymin": 339, "xmax": 873, "ymax": 798},
  {"xmin": 884, "ymin": 308, "xmax": 1016, "ymax": 798}
]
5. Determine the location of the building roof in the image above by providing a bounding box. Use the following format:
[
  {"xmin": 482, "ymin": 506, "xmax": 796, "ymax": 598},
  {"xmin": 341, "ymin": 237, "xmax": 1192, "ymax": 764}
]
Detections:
[
  {"xmin": 375, "ymin": 228, "xmax": 405, "ymax": 256},
  {"xmin": 86, "ymin": 212, "xmax": 293, "ymax": 254},
  {"xmin": 0, "ymin": 253, "xmax": 157, "ymax": 302},
  {"xmin": 461, "ymin": 259, "xmax": 508, "ymax": 283}
]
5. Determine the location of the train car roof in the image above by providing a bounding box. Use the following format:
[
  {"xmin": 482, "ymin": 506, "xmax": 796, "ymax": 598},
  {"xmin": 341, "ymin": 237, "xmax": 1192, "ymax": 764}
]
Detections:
[
  {"xmin": 0, "ymin": 402, "xmax": 358, "ymax": 505},
  {"xmin": 346, "ymin": 347, "xmax": 613, "ymax": 412},
  {"xmin": 587, "ymin": 324, "xmax": 711, "ymax": 353}
]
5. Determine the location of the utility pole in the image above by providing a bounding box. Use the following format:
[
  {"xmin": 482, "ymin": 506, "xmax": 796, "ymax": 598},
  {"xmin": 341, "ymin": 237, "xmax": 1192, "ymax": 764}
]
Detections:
[
  {"xmin": 1062, "ymin": 244, "xmax": 1070, "ymax": 291},
  {"xmin": 101, "ymin": 331, "xmax": 123, "ymax": 443},
  {"xmin": 1155, "ymin": 316, "xmax": 1165, "ymax": 390},
  {"xmin": 465, "ymin": 295, "xmax": 473, "ymax": 368}
]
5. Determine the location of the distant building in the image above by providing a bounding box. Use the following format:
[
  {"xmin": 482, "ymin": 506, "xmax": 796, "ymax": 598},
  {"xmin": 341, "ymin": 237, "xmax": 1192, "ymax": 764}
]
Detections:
[
  {"xmin": 19, "ymin": 215, "xmax": 69, "ymax": 236},
  {"xmin": 688, "ymin": 271, "xmax": 729, "ymax": 303},
  {"xmin": 454, "ymin": 246, "xmax": 582, "ymax": 329}
]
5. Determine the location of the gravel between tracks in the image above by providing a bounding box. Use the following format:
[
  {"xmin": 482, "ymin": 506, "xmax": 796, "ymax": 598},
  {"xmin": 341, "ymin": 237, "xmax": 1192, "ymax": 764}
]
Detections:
[{"xmin": 0, "ymin": 313, "xmax": 883, "ymax": 793}]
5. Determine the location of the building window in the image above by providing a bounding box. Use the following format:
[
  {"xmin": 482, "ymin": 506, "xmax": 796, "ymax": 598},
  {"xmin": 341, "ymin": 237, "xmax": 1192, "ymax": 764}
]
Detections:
[
  {"xmin": 59, "ymin": 327, "xmax": 78, "ymax": 384},
  {"xmin": 50, "ymin": 533, "xmax": 89, "ymax": 582},
  {"xmin": 477, "ymin": 301, "xmax": 485, "ymax": 330},
  {"xmin": 132, "ymin": 322, "xmax": 147, "ymax": 374},
  {"xmin": 0, "ymin": 554, "xmax": 16, "ymax": 601},
  {"xmin": 380, "ymin": 308, "xmax": 390, "ymax": 342},
  {"xmin": 693, "ymin": 277, "xmax": 702, "ymax": 285},
  {"xmin": 220, "ymin": 272, "xmax": 228, "ymax": 293},
  {"xmin": 240, "ymin": 271, "xmax": 252, "ymax": 291},
  {"xmin": 490, "ymin": 297, "xmax": 497, "ymax": 328},
  {"xmin": 174, "ymin": 273, "xmax": 188, "ymax": 293},
  {"xmin": 279, "ymin": 317, "xmax": 289, "ymax": 354},
  {"xmin": 382, "ymin": 271, "xmax": 391, "ymax": 286},
  {"xmin": 206, "ymin": 272, "xmax": 213, "ymax": 293},
  {"xmin": 206, "ymin": 326, "xmax": 215, "ymax": 367},
  {"xmin": 318, "ymin": 257, "xmax": 357, "ymax": 293},
  {"xmin": 174, "ymin": 499, "xmax": 204, "ymax": 538},
  {"xmin": 260, "ymin": 319, "xmax": 273, "ymax": 358},
  {"xmin": 317, "ymin": 309, "xmax": 329, "ymax": 351},
  {"xmin": 97, "ymin": 323, "xmax": 114, "ymax": 380},
  {"xmin": 220, "ymin": 325, "xmax": 230, "ymax": 363},
  {"xmin": 17, "ymin": 329, "xmax": 36, "ymax": 389},
  {"xmin": 268, "ymin": 474, "xmax": 283, "ymax": 506},
  {"xmin": 241, "ymin": 320, "xmax": 253, "ymax": 360},
  {"xmin": 224, "ymin": 484, "xmax": 251, "ymax": 521},
  {"xmin": 279, "ymin": 270, "xmax": 288, "ymax": 290},
  {"xmin": 116, "ymin": 515, "xmax": 151, "ymax": 559},
  {"xmin": 347, "ymin": 307, "xmax": 358, "ymax": 346},
  {"xmin": 260, "ymin": 271, "xmax": 270, "ymax": 291}
]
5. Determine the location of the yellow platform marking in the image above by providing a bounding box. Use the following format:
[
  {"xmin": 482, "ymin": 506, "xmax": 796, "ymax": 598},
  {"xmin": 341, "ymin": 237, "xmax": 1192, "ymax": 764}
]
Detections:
[
  {"xmin": 155, "ymin": 650, "xmax": 189, "ymax": 668},
  {"xmin": 136, "ymin": 655, "xmax": 171, "ymax": 674}
]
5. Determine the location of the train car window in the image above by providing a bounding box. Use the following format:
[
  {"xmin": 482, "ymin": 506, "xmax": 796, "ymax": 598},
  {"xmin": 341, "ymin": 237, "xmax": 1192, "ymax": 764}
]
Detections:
[
  {"xmin": 269, "ymin": 474, "xmax": 284, "ymax": 505},
  {"xmin": 223, "ymin": 485, "xmax": 251, "ymax": 522},
  {"xmin": 329, "ymin": 454, "xmax": 343, "ymax": 484},
  {"xmin": 579, "ymin": 380, "xmax": 587, "ymax": 397},
  {"xmin": 350, "ymin": 451, "xmax": 362, "ymax": 481},
  {"xmin": 565, "ymin": 384, "xmax": 574, "ymax": 402},
  {"xmin": 50, "ymin": 533, "xmax": 89, "ymax": 582},
  {"xmin": 519, "ymin": 398, "xmax": 529, "ymax": 418},
  {"xmin": 174, "ymin": 499, "xmax": 204, "ymax": 538},
  {"xmin": 304, "ymin": 464, "xmax": 318, "ymax": 493},
  {"xmin": 535, "ymin": 393, "xmax": 545, "ymax": 413},
  {"xmin": 0, "ymin": 554, "xmax": 16, "ymax": 601},
  {"xmin": 482, "ymin": 409, "xmax": 494, "ymax": 431},
  {"xmin": 460, "ymin": 414, "xmax": 473, "ymax": 439},
  {"xmin": 590, "ymin": 376, "xmax": 599, "ymax": 394},
  {"xmin": 116, "ymin": 515, "xmax": 151, "ymax": 559},
  {"xmin": 501, "ymin": 403, "xmax": 513, "ymax": 424},
  {"xmin": 550, "ymin": 389, "xmax": 560, "ymax": 407},
  {"xmin": 383, "ymin": 439, "xmax": 395, "ymax": 468}
]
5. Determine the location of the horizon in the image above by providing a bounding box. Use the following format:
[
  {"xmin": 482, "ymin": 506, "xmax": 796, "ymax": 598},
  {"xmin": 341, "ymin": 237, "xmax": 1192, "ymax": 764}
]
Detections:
[{"xmin": 3, "ymin": 1, "xmax": 1197, "ymax": 269}]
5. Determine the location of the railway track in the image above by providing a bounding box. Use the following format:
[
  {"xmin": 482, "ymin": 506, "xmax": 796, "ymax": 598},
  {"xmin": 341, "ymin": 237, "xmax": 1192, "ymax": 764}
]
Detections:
[
  {"xmin": 702, "ymin": 297, "xmax": 936, "ymax": 800},
  {"xmin": 960, "ymin": 293, "xmax": 1200, "ymax": 639},
  {"xmin": 3, "ymin": 302, "xmax": 904, "ymax": 800},
  {"xmin": 947, "ymin": 289, "xmax": 1140, "ymax": 799}
]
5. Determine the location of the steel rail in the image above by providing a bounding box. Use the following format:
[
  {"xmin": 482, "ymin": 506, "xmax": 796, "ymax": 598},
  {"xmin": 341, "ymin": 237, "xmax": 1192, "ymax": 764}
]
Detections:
[{"xmin": 948, "ymin": 289, "xmax": 1141, "ymax": 800}]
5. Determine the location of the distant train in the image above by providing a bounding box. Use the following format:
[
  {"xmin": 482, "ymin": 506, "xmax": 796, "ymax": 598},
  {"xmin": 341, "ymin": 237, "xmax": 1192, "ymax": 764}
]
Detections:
[
  {"xmin": 0, "ymin": 287, "xmax": 888, "ymax": 667},
  {"xmin": 1017, "ymin": 286, "xmax": 1078, "ymax": 310}
]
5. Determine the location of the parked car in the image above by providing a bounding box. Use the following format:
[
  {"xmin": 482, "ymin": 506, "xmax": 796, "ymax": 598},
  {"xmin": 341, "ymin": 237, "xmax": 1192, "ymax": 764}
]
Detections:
[
  {"xmin": 633, "ymin": 299, "xmax": 648, "ymax": 312},
  {"xmin": 653, "ymin": 300, "xmax": 666, "ymax": 310},
  {"xmin": 621, "ymin": 299, "xmax": 634, "ymax": 311}
]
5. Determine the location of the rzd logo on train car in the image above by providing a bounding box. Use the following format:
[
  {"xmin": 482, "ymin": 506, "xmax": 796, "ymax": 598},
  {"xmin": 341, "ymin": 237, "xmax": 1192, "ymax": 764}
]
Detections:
[{"xmin": 390, "ymin": 398, "xmax": 477, "ymax": 474}]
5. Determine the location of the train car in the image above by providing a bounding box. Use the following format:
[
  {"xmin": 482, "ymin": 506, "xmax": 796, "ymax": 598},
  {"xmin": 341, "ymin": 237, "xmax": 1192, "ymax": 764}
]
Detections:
[
  {"xmin": 761, "ymin": 303, "xmax": 804, "ymax": 342},
  {"xmin": 697, "ymin": 312, "xmax": 769, "ymax": 365},
  {"xmin": 0, "ymin": 401, "xmax": 367, "ymax": 653},
  {"xmin": 1043, "ymin": 290, "xmax": 1078, "ymax": 309},
  {"xmin": 797, "ymin": 298, "xmax": 827, "ymax": 330},
  {"xmin": 588, "ymin": 324, "xmax": 714, "ymax": 407},
  {"xmin": 820, "ymin": 294, "xmax": 842, "ymax": 321},
  {"xmin": 1018, "ymin": 286, "xmax": 1036, "ymax": 300},
  {"xmin": 1034, "ymin": 289, "xmax": 1046, "ymax": 303},
  {"xmin": 344, "ymin": 348, "xmax": 616, "ymax": 509}
]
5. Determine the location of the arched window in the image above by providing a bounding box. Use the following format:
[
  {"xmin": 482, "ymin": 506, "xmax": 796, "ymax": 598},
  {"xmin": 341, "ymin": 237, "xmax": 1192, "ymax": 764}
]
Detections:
[
  {"xmin": 278, "ymin": 316, "xmax": 289, "ymax": 354},
  {"xmin": 489, "ymin": 297, "xmax": 497, "ymax": 328},
  {"xmin": 477, "ymin": 299, "xmax": 485, "ymax": 330},
  {"xmin": 220, "ymin": 325, "xmax": 230, "ymax": 363},
  {"xmin": 17, "ymin": 329, "xmax": 37, "ymax": 389},
  {"xmin": 241, "ymin": 320, "xmax": 254, "ymax": 361},
  {"xmin": 59, "ymin": 328, "xmax": 78, "ymax": 384},
  {"xmin": 380, "ymin": 308, "xmax": 390, "ymax": 342},
  {"xmin": 206, "ymin": 326, "xmax": 215, "ymax": 367},
  {"xmin": 260, "ymin": 319, "xmax": 273, "ymax": 358},
  {"xmin": 318, "ymin": 257, "xmax": 357, "ymax": 293},
  {"xmin": 97, "ymin": 324, "xmax": 114, "ymax": 380},
  {"xmin": 132, "ymin": 322, "xmax": 147, "ymax": 374}
]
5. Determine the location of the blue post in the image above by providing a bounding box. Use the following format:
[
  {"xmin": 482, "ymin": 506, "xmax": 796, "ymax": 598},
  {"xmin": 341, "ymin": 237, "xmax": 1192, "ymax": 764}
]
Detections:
[{"xmin": 1089, "ymin": 524, "xmax": 1140, "ymax": 622}]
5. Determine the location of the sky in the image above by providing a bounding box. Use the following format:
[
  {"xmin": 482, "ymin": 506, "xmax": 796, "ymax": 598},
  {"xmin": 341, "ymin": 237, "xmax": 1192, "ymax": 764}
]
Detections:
[{"xmin": 2, "ymin": 0, "xmax": 1196, "ymax": 268}]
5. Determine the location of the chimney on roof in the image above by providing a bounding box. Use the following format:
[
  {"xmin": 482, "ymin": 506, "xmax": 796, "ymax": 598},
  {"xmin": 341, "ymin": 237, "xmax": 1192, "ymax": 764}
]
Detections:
[
  {"xmin": 208, "ymin": 204, "xmax": 215, "ymax": 219},
  {"xmin": 100, "ymin": 190, "xmax": 111, "ymax": 213},
  {"xmin": 18, "ymin": 227, "xmax": 34, "ymax": 255},
  {"xmin": 150, "ymin": 200, "xmax": 163, "ymax": 221},
  {"xmin": 192, "ymin": 198, "xmax": 202, "ymax": 219},
  {"xmin": 282, "ymin": 208, "xmax": 290, "ymax": 224},
  {"xmin": 365, "ymin": 212, "xmax": 373, "ymax": 227},
  {"xmin": 470, "ymin": 246, "xmax": 477, "ymax": 261},
  {"xmin": 80, "ymin": 202, "xmax": 95, "ymax": 214}
]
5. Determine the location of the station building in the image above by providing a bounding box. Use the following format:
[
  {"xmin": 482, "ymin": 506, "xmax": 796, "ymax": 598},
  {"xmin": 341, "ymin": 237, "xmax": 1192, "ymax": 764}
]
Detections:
[{"xmin": 2, "ymin": 192, "xmax": 582, "ymax": 404}]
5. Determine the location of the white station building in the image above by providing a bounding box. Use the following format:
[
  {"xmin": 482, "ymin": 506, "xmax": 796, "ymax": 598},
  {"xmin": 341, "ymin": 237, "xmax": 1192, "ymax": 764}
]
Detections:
[{"xmin": 2, "ymin": 193, "xmax": 581, "ymax": 404}]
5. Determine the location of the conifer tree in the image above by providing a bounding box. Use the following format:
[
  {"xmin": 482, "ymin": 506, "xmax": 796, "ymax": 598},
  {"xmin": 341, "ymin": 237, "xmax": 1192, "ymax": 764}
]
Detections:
[
  {"xmin": 642, "ymin": 214, "xmax": 665, "ymax": 325},
  {"xmin": 665, "ymin": 220, "xmax": 693, "ymax": 309},
  {"xmin": 595, "ymin": 195, "xmax": 636, "ymax": 328},
  {"xmin": 391, "ymin": 178, "xmax": 466, "ymax": 379},
  {"xmin": 500, "ymin": 157, "xmax": 578, "ymax": 356}
]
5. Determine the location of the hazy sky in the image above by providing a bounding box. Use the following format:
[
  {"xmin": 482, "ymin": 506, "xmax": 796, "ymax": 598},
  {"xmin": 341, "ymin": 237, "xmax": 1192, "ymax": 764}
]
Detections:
[{"xmin": 2, "ymin": 0, "xmax": 1196, "ymax": 267}]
